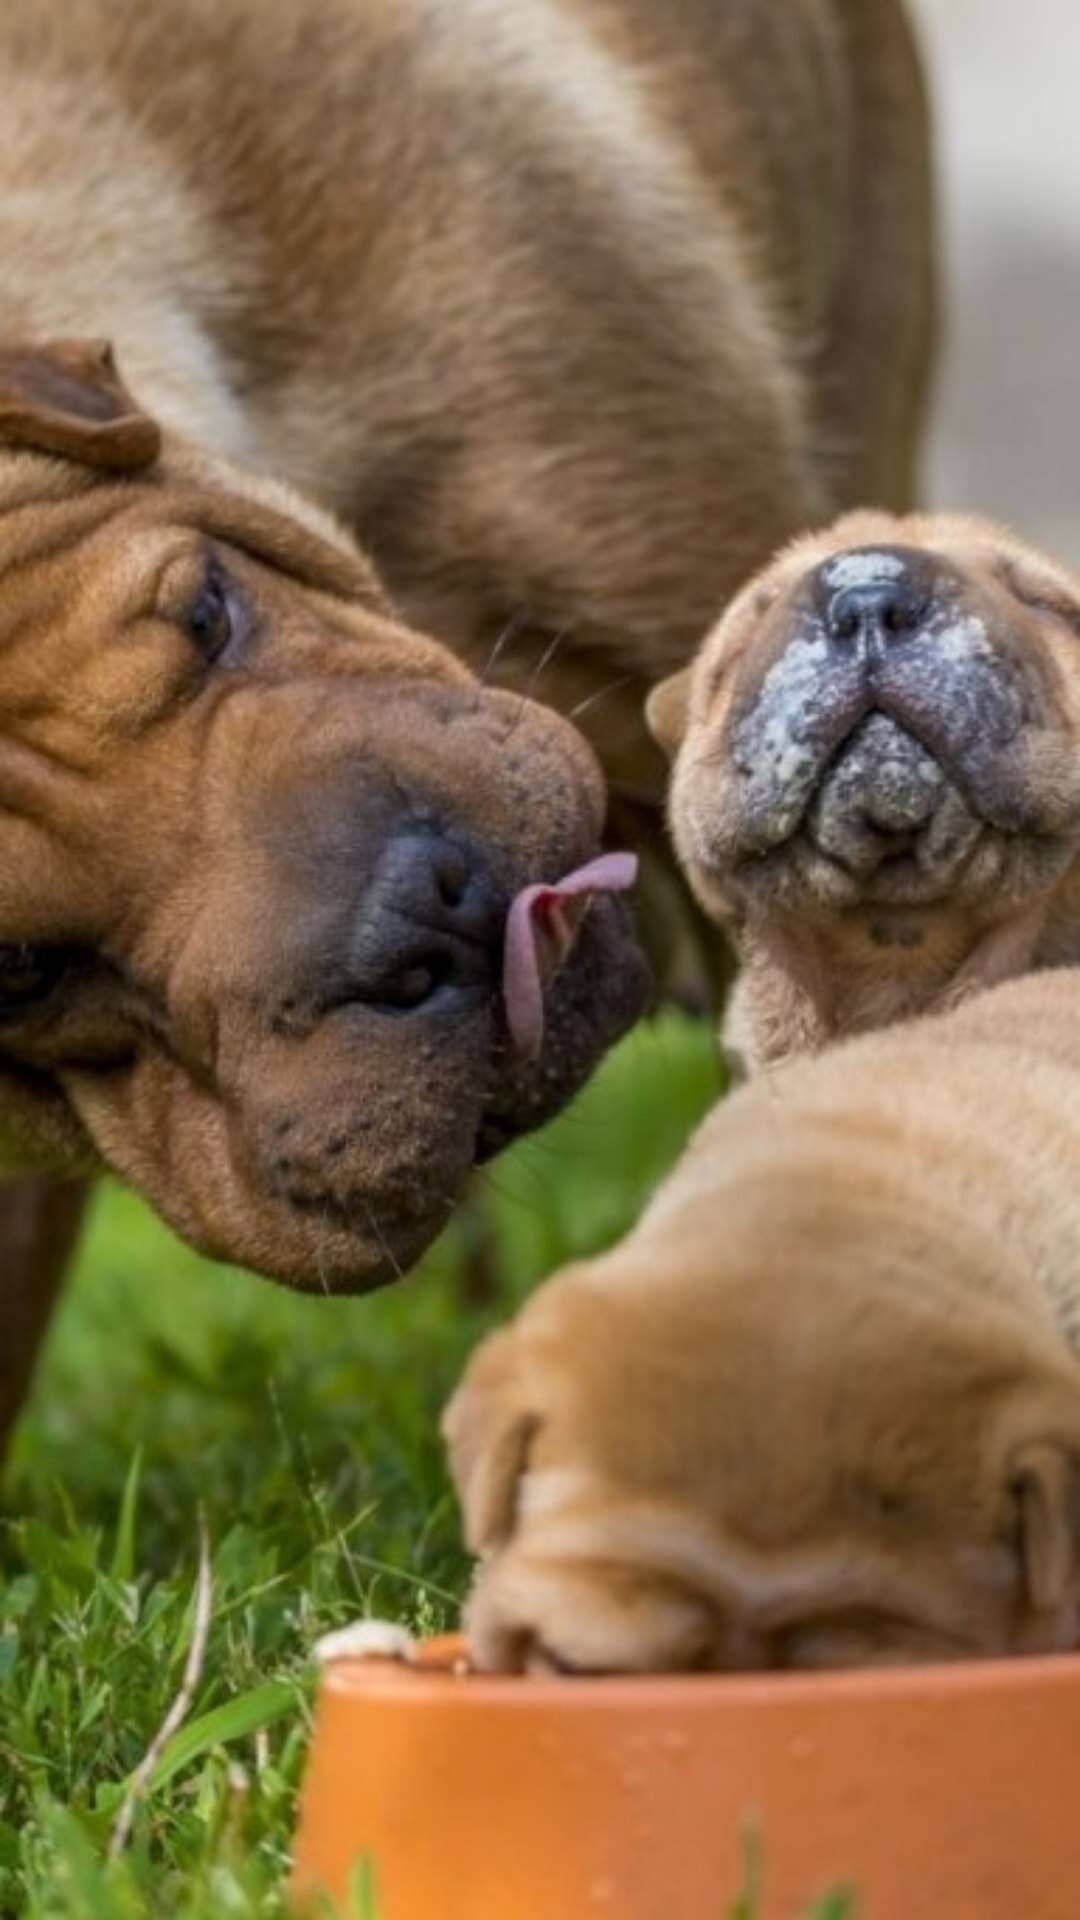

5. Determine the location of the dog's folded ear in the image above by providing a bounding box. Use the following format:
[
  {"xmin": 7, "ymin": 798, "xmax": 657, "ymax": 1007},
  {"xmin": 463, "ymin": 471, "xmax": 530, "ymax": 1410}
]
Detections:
[
  {"xmin": 1011, "ymin": 1439, "xmax": 1080, "ymax": 1620},
  {"xmin": 442, "ymin": 1328, "xmax": 539, "ymax": 1555},
  {"xmin": 645, "ymin": 668, "xmax": 692, "ymax": 759},
  {"xmin": 0, "ymin": 339, "xmax": 161, "ymax": 471}
]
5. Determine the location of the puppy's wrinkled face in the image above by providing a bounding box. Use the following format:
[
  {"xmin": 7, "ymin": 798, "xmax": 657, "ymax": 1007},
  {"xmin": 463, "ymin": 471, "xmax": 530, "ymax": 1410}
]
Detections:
[
  {"xmin": 446, "ymin": 1268, "xmax": 1080, "ymax": 1675},
  {"xmin": 0, "ymin": 344, "xmax": 648, "ymax": 1287},
  {"xmin": 659, "ymin": 511, "xmax": 1080, "ymax": 931}
]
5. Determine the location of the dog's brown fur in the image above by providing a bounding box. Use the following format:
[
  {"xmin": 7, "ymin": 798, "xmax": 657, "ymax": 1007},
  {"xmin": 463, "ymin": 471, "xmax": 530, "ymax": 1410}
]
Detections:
[
  {"xmin": 0, "ymin": 0, "xmax": 933, "ymax": 1442},
  {"xmin": 0, "ymin": 358, "xmax": 650, "ymax": 1457},
  {"xmin": 0, "ymin": 0, "xmax": 934, "ymax": 795},
  {"xmin": 0, "ymin": 384, "xmax": 646, "ymax": 1257},
  {"xmin": 447, "ymin": 968, "xmax": 1080, "ymax": 1674},
  {"xmin": 654, "ymin": 511, "xmax": 1080, "ymax": 1070}
]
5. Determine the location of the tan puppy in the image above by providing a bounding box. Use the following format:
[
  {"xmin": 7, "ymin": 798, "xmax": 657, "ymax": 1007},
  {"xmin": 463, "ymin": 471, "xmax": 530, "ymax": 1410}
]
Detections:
[
  {"xmin": 651, "ymin": 511, "xmax": 1080, "ymax": 1069},
  {"xmin": 446, "ymin": 968, "xmax": 1080, "ymax": 1674}
]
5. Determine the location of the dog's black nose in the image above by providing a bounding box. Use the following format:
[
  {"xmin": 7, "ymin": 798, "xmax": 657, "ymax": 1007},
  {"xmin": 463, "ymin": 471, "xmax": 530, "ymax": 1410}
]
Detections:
[
  {"xmin": 352, "ymin": 825, "xmax": 504, "ymax": 1015},
  {"xmin": 817, "ymin": 548, "xmax": 930, "ymax": 653}
]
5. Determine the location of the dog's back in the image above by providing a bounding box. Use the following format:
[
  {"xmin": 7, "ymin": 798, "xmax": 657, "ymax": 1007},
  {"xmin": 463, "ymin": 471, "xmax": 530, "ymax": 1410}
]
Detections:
[
  {"xmin": 0, "ymin": 0, "xmax": 934, "ymax": 797},
  {"xmin": 639, "ymin": 967, "xmax": 1080, "ymax": 1351}
]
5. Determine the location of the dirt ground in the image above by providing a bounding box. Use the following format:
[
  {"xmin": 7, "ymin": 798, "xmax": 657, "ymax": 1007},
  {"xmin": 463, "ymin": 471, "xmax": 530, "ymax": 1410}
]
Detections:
[{"xmin": 910, "ymin": 1, "xmax": 1080, "ymax": 561}]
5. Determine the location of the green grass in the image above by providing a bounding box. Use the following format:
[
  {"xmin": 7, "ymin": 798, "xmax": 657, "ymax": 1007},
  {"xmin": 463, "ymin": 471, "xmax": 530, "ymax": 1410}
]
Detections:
[{"xmin": 0, "ymin": 1013, "xmax": 852, "ymax": 1918}]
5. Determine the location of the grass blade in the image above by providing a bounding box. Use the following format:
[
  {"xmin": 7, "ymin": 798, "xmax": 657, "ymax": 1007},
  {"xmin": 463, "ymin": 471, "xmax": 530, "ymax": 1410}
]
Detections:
[
  {"xmin": 147, "ymin": 1680, "xmax": 296, "ymax": 1792},
  {"xmin": 110, "ymin": 1447, "xmax": 143, "ymax": 1584}
]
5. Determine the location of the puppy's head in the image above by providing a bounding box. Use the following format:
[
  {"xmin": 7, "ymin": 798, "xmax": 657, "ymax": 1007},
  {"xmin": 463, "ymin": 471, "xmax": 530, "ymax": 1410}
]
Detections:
[
  {"xmin": 0, "ymin": 339, "xmax": 648, "ymax": 1286},
  {"xmin": 653, "ymin": 511, "xmax": 1080, "ymax": 971},
  {"xmin": 446, "ymin": 1252, "xmax": 1080, "ymax": 1674}
]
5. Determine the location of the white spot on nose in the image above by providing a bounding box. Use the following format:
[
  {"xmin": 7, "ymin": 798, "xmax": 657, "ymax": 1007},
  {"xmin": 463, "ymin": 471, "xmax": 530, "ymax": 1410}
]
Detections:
[{"xmin": 822, "ymin": 550, "xmax": 906, "ymax": 590}]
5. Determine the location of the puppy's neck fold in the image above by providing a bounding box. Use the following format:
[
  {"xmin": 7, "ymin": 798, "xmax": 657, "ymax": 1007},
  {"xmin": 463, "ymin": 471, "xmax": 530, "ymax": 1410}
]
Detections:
[{"xmin": 728, "ymin": 903, "xmax": 1050, "ymax": 1070}]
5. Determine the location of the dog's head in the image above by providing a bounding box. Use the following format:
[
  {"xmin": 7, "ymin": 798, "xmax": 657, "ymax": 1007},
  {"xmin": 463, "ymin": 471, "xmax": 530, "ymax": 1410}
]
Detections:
[
  {"xmin": 653, "ymin": 511, "xmax": 1080, "ymax": 972},
  {"xmin": 0, "ymin": 339, "xmax": 648, "ymax": 1286},
  {"xmin": 446, "ymin": 1241, "xmax": 1080, "ymax": 1674}
]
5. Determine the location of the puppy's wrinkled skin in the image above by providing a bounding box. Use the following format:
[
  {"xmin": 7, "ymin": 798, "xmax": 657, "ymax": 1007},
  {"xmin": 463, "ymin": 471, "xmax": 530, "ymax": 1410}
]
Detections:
[
  {"xmin": 653, "ymin": 512, "xmax": 1080, "ymax": 1069},
  {"xmin": 446, "ymin": 970, "xmax": 1080, "ymax": 1675}
]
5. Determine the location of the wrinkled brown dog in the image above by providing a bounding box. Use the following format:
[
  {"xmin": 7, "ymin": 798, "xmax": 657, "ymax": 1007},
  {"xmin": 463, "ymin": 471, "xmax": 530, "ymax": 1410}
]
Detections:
[
  {"xmin": 0, "ymin": 0, "xmax": 933, "ymax": 1441},
  {"xmin": 653, "ymin": 512, "xmax": 1080, "ymax": 1069},
  {"xmin": 0, "ymin": 354, "xmax": 646, "ymax": 1278},
  {"xmin": 447, "ymin": 969, "xmax": 1080, "ymax": 1674}
]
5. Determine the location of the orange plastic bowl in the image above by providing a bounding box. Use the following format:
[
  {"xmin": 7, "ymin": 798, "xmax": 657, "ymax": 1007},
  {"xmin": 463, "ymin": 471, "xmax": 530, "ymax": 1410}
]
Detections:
[{"xmin": 292, "ymin": 1634, "xmax": 1080, "ymax": 1918}]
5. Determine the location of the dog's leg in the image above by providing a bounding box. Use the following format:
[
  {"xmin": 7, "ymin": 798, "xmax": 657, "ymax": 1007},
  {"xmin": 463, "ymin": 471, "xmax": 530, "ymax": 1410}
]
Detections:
[
  {"xmin": 605, "ymin": 796, "xmax": 735, "ymax": 1017},
  {"xmin": 0, "ymin": 1175, "xmax": 91, "ymax": 1457},
  {"xmin": 455, "ymin": 1174, "xmax": 503, "ymax": 1309},
  {"xmin": 813, "ymin": 0, "xmax": 937, "ymax": 513}
]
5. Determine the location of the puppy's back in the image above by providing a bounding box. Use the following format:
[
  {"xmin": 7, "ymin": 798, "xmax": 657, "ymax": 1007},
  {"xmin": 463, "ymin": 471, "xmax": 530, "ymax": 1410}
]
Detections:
[{"xmin": 630, "ymin": 969, "xmax": 1080, "ymax": 1354}]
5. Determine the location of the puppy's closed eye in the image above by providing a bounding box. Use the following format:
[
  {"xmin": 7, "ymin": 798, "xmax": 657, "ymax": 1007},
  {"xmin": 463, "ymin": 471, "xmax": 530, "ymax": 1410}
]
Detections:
[{"xmin": 999, "ymin": 559, "xmax": 1080, "ymax": 640}]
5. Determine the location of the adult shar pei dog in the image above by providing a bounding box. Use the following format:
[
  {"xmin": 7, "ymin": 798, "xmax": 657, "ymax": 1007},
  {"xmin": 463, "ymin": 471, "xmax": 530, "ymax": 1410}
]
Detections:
[{"xmin": 0, "ymin": 0, "xmax": 933, "ymax": 1446}]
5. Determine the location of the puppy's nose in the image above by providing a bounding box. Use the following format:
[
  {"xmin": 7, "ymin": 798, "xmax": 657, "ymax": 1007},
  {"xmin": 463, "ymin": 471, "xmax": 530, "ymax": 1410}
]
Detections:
[
  {"xmin": 353, "ymin": 824, "xmax": 505, "ymax": 1014},
  {"xmin": 817, "ymin": 548, "xmax": 931, "ymax": 653}
]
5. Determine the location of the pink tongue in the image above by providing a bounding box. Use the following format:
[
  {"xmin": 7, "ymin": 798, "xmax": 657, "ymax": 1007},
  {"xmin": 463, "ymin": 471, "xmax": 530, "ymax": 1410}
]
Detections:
[{"xmin": 502, "ymin": 851, "xmax": 638, "ymax": 1062}]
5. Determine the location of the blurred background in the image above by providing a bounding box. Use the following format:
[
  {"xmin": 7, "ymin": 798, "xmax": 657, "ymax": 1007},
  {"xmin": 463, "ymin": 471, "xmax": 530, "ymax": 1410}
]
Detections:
[{"xmin": 912, "ymin": 0, "xmax": 1080, "ymax": 562}]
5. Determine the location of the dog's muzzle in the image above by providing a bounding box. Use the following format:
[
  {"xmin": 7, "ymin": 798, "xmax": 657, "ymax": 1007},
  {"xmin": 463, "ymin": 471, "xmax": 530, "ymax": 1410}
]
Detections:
[
  {"xmin": 730, "ymin": 546, "xmax": 1033, "ymax": 901},
  {"xmin": 806, "ymin": 714, "xmax": 980, "ymax": 890}
]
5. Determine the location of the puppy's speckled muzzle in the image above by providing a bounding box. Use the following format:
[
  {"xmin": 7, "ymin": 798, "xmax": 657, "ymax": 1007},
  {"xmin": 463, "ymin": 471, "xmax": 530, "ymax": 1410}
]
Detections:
[{"xmin": 729, "ymin": 545, "xmax": 1039, "ymax": 904}]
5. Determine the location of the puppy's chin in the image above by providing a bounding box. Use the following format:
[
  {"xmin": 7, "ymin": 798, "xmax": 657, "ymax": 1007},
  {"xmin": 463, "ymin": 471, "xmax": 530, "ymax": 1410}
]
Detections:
[
  {"xmin": 792, "ymin": 710, "xmax": 984, "ymax": 908},
  {"xmin": 465, "ymin": 1543, "xmax": 1050, "ymax": 1676},
  {"xmin": 684, "ymin": 708, "xmax": 1079, "ymax": 922},
  {"xmin": 726, "ymin": 820, "xmax": 1072, "ymax": 920},
  {"xmin": 465, "ymin": 1555, "xmax": 717, "ymax": 1676},
  {"xmin": 465, "ymin": 1553, "xmax": 1016, "ymax": 1676}
]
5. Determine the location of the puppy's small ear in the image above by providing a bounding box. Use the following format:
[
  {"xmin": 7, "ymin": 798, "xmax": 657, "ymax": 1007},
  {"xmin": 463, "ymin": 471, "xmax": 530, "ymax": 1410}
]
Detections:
[
  {"xmin": 0, "ymin": 339, "xmax": 161, "ymax": 471},
  {"xmin": 645, "ymin": 668, "xmax": 692, "ymax": 759},
  {"xmin": 1012, "ymin": 1442, "xmax": 1080, "ymax": 1615},
  {"xmin": 442, "ymin": 1328, "xmax": 539, "ymax": 1554}
]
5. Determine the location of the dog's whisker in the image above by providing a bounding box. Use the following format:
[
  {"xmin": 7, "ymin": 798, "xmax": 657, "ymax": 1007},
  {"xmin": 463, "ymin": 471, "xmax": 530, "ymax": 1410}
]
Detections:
[
  {"xmin": 479, "ymin": 606, "xmax": 530, "ymax": 687},
  {"xmin": 472, "ymin": 1162, "xmax": 541, "ymax": 1213},
  {"xmin": 566, "ymin": 675, "xmax": 636, "ymax": 724},
  {"xmin": 526, "ymin": 625, "xmax": 572, "ymax": 694},
  {"xmin": 498, "ymin": 690, "xmax": 534, "ymax": 749},
  {"xmin": 355, "ymin": 1199, "xmax": 403, "ymax": 1279},
  {"xmin": 314, "ymin": 1248, "xmax": 333, "ymax": 1298}
]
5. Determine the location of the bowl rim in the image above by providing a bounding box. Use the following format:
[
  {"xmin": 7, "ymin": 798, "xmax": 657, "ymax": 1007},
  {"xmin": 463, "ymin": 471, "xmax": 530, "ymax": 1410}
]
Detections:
[{"xmin": 318, "ymin": 1634, "xmax": 1080, "ymax": 1711}]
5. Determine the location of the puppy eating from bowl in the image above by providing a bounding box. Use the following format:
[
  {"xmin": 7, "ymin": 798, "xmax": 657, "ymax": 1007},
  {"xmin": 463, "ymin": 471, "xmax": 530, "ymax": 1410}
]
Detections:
[
  {"xmin": 445, "ymin": 968, "xmax": 1080, "ymax": 1675},
  {"xmin": 649, "ymin": 511, "xmax": 1080, "ymax": 1070}
]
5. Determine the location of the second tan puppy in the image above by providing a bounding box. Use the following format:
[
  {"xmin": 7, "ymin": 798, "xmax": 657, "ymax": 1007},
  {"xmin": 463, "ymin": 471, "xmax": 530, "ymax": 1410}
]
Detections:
[
  {"xmin": 651, "ymin": 512, "xmax": 1080, "ymax": 1069},
  {"xmin": 446, "ymin": 969, "xmax": 1080, "ymax": 1674}
]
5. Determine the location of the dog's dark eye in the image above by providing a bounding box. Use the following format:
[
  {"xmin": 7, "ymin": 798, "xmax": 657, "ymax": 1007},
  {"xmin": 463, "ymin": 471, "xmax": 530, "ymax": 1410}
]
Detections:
[
  {"xmin": 0, "ymin": 942, "xmax": 70, "ymax": 1019},
  {"xmin": 186, "ymin": 569, "xmax": 237, "ymax": 662}
]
